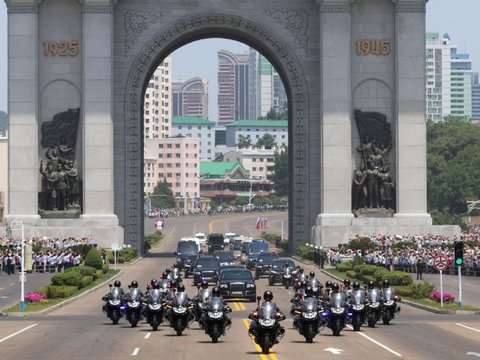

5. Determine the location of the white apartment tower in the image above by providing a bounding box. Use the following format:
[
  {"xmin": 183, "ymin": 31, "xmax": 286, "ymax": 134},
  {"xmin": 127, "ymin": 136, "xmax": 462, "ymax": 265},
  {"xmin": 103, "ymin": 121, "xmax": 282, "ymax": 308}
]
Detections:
[{"xmin": 144, "ymin": 57, "xmax": 172, "ymax": 139}]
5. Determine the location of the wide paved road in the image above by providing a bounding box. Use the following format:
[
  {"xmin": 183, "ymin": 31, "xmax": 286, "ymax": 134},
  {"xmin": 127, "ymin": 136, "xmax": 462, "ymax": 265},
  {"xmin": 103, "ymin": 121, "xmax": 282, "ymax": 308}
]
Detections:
[{"xmin": 1, "ymin": 212, "xmax": 479, "ymax": 359}]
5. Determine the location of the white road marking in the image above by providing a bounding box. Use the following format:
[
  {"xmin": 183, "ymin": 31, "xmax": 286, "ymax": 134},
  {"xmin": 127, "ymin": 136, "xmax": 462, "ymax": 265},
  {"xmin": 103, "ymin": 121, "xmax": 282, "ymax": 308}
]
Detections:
[
  {"xmin": 0, "ymin": 323, "xmax": 38, "ymax": 344},
  {"xmin": 324, "ymin": 347, "xmax": 344, "ymax": 355},
  {"xmin": 457, "ymin": 323, "xmax": 480, "ymax": 333},
  {"xmin": 464, "ymin": 282, "xmax": 472, "ymax": 287},
  {"xmin": 0, "ymin": 287, "xmax": 5, "ymax": 290},
  {"xmin": 347, "ymin": 325, "xmax": 402, "ymax": 357},
  {"xmin": 467, "ymin": 352, "xmax": 480, "ymax": 358},
  {"xmin": 0, "ymin": 296, "xmax": 8, "ymax": 299},
  {"xmin": 144, "ymin": 332, "xmax": 151, "ymax": 339},
  {"xmin": 131, "ymin": 348, "xmax": 140, "ymax": 356}
]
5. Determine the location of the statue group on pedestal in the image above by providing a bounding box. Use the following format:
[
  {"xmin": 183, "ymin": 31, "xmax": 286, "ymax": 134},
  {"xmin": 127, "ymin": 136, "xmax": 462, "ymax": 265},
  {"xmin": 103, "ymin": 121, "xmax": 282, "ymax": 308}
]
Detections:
[
  {"xmin": 352, "ymin": 110, "xmax": 395, "ymax": 212},
  {"xmin": 38, "ymin": 108, "xmax": 82, "ymax": 214}
]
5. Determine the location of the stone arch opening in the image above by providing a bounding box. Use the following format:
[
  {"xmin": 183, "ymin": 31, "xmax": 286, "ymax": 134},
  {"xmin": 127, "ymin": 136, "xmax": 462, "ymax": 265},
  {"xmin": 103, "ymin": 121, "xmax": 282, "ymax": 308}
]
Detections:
[{"xmin": 122, "ymin": 13, "xmax": 309, "ymax": 254}]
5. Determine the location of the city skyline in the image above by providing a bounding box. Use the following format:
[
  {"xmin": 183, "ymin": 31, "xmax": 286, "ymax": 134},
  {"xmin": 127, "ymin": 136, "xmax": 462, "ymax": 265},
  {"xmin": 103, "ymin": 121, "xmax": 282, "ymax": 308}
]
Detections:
[{"xmin": 1, "ymin": 1, "xmax": 479, "ymax": 116}]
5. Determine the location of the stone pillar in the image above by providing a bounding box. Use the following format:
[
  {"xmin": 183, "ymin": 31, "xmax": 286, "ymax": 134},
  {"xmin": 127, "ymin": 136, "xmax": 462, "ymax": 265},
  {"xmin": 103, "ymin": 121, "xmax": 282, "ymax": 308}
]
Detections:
[
  {"xmin": 80, "ymin": 0, "xmax": 118, "ymax": 225},
  {"xmin": 393, "ymin": 0, "xmax": 432, "ymax": 225},
  {"xmin": 5, "ymin": 0, "xmax": 41, "ymax": 224},
  {"xmin": 316, "ymin": 0, "xmax": 354, "ymax": 226}
]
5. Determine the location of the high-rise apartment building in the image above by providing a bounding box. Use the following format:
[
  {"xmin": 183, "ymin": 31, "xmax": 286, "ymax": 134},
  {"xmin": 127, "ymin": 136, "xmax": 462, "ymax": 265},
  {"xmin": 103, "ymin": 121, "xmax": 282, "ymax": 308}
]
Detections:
[
  {"xmin": 425, "ymin": 33, "xmax": 473, "ymax": 121},
  {"xmin": 172, "ymin": 77, "xmax": 209, "ymax": 119},
  {"xmin": 144, "ymin": 57, "xmax": 172, "ymax": 139},
  {"xmin": 172, "ymin": 116, "xmax": 216, "ymax": 160},
  {"xmin": 217, "ymin": 49, "xmax": 249, "ymax": 125},
  {"xmin": 248, "ymin": 48, "xmax": 287, "ymax": 120},
  {"xmin": 472, "ymin": 73, "xmax": 480, "ymax": 122}
]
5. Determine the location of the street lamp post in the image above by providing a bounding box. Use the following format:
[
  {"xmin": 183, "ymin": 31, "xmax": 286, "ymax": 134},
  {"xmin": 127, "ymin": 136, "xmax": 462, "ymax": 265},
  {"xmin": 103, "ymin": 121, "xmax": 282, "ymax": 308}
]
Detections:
[{"xmin": 10, "ymin": 220, "xmax": 25, "ymax": 312}]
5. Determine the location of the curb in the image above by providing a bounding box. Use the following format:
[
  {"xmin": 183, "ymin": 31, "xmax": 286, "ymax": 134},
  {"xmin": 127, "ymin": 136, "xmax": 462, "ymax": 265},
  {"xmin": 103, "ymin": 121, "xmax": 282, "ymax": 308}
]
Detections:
[
  {"xmin": 291, "ymin": 255, "xmax": 313, "ymax": 265},
  {"xmin": 319, "ymin": 269, "xmax": 453, "ymax": 315},
  {"xmin": 5, "ymin": 269, "xmax": 123, "ymax": 317}
]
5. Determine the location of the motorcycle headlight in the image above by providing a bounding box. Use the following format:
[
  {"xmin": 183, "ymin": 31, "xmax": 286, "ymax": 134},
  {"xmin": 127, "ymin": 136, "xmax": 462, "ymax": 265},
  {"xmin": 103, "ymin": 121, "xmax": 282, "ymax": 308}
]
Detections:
[
  {"xmin": 369, "ymin": 302, "xmax": 379, "ymax": 308},
  {"xmin": 208, "ymin": 311, "xmax": 223, "ymax": 319},
  {"xmin": 385, "ymin": 300, "xmax": 394, "ymax": 306},
  {"xmin": 195, "ymin": 271, "xmax": 202, "ymax": 275},
  {"xmin": 246, "ymin": 283, "xmax": 255, "ymax": 288},
  {"xmin": 109, "ymin": 299, "xmax": 121, "ymax": 306},
  {"xmin": 331, "ymin": 308, "xmax": 345, "ymax": 315},
  {"xmin": 284, "ymin": 274, "xmax": 291, "ymax": 278},
  {"xmin": 148, "ymin": 304, "xmax": 161, "ymax": 310},
  {"xmin": 258, "ymin": 318, "xmax": 275, "ymax": 327},
  {"xmin": 173, "ymin": 306, "xmax": 187, "ymax": 314},
  {"xmin": 128, "ymin": 301, "xmax": 139, "ymax": 308},
  {"xmin": 302, "ymin": 312, "xmax": 316, "ymax": 319},
  {"xmin": 353, "ymin": 304, "xmax": 364, "ymax": 311}
]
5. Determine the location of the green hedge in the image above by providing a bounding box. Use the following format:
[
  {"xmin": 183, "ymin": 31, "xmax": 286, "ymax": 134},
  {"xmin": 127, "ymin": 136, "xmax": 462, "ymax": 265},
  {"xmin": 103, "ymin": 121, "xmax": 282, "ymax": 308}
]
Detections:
[
  {"xmin": 409, "ymin": 282, "xmax": 435, "ymax": 298},
  {"xmin": 47, "ymin": 285, "xmax": 78, "ymax": 299},
  {"xmin": 335, "ymin": 261, "xmax": 353, "ymax": 272},
  {"xmin": 107, "ymin": 248, "xmax": 138, "ymax": 264},
  {"xmin": 381, "ymin": 271, "xmax": 413, "ymax": 286},
  {"xmin": 65, "ymin": 265, "xmax": 97, "ymax": 277},
  {"xmin": 346, "ymin": 270, "xmax": 357, "ymax": 279},
  {"xmin": 84, "ymin": 248, "xmax": 103, "ymax": 270},
  {"xmin": 393, "ymin": 286, "xmax": 413, "ymax": 297},
  {"xmin": 102, "ymin": 263, "xmax": 109, "ymax": 274},
  {"xmin": 296, "ymin": 245, "xmax": 316, "ymax": 260},
  {"xmin": 80, "ymin": 275, "xmax": 93, "ymax": 289},
  {"xmin": 51, "ymin": 272, "xmax": 82, "ymax": 287}
]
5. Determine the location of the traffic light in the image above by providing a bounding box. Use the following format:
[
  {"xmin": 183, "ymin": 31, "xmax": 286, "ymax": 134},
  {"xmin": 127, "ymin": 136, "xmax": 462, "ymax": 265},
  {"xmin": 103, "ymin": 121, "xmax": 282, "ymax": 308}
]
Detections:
[{"xmin": 454, "ymin": 241, "xmax": 464, "ymax": 266}]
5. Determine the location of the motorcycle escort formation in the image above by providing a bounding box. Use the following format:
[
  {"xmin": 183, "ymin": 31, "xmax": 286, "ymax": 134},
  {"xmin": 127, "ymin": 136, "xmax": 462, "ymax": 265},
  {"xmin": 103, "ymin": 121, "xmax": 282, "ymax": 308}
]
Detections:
[{"xmin": 99, "ymin": 258, "xmax": 402, "ymax": 355}]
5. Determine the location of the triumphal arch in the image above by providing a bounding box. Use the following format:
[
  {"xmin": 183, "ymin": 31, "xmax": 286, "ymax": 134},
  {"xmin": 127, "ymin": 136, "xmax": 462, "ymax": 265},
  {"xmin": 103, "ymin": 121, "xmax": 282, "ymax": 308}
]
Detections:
[{"xmin": 4, "ymin": 0, "xmax": 459, "ymax": 253}]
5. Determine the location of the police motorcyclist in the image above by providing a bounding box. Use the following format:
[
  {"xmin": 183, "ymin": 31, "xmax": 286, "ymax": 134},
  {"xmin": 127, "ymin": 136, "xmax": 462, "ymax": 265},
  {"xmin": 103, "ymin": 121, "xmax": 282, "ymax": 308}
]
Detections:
[
  {"xmin": 248, "ymin": 290, "xmax": 286, "ymax": 339},
  {"xmin": 342, "ymin": 278, "xmax": 352, "ymax": 300},
  {"xmin": 194, "ymin": 281, "xmax": 212, "ymax": 325},
  {"xmin": 102, "ymin": 280, "xmax": 125, "ymax": 311},
  {"xmin": 210, "ymin": 286, "xmax": 232, "ymax": 327}
]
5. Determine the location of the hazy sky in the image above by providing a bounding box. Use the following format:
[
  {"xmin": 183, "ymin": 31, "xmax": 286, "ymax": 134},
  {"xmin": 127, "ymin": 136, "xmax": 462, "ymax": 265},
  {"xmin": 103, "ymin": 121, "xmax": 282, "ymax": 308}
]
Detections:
[{"xmin": 1, "ymin": 1, "xmax": 479, "ymax": 117}]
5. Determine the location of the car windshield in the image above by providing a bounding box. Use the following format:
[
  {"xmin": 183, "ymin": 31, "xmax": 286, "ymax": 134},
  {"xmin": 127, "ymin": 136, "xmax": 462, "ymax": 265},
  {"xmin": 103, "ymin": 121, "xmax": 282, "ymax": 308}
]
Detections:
[
  {"xmin": 258, "ymin": 253, "xmax": 278, "ymax": 263},
  {"xmin": 249, "ymin": 244, "xmax": 269, "ymax": 254},
  {"xmin": 195, "ymin": 257, "xmax": 220, "ymax": 270},
  {"xmin": 271, "ymin": 260, "xmax": 294, "ymax": 270},
  {"xmin": 233, "ymin": 240, "xmax": 243, "ymax": 250},
  {"xmin": 177, "ymin": 242, "xmax": 197, "ymax": 254},
  {"xmin": 220, "ymin": 271, "xmax": 253, "ymax": 281},
  {"xmin": 216, "ymin": 252, "xmax": 234, "ymax": 262}
]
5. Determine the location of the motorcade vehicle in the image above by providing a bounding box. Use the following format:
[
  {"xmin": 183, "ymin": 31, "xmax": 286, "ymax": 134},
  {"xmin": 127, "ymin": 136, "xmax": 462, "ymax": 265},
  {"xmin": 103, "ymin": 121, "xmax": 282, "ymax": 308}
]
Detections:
[
  {"xmin": 217, "ymin": 268, "xmax": 256, "ymax": 302},
  {"xmin": 347, "ymin": 288, "xmax": 367, "ymax": 331},
  {"xmin": 207, "ymin": 233, "xmax": 225, "ymax": 255},
  {"xmin": 101, "ymin": 285, "xmax": 123, "ymax": 325},
  {"xmin": 193, "ymin": 255, "xmax": 221, "ymax": 285},
  {"xmin": 214, "ymin": 250, "xmax": 236, "ymax": 266},
  {"xmin": 248, "ymin": 298, "xmax": 285, "ymax": 354},
  {"xmin": 175, "ymin": 240, "xmax": 199, "ymax": 269},
  {"xmin": 230, "ymin": 238, "xmax": 244, "ymax": 259},
  {"xmin": 381, "ymin": 287, "xmax": 401, "ymax": 325},
  {"xmin": 164, "ymin": 291, "xmax": 194, "ymax": 336},
  {"xmin": 144, "ymin": 287, "xmax": 165, "ymax": 331},
  {"xmin": 292, "ymin": 297, "xmax": 324, "ymax": 343},
  {"xmin": 224, "ymin": 232, "xmax": 237, "ymax": 244},
  {"xmin": 267, "ymin": 259, "xmax": 296, "ymax": 286},
  {"xmin": 322, "ymin": 292, "xmax": 347, "ymax": 336},
  {"xmin": 195, "ymin": 232, "xmax": 206, "ymax": 245},
  {"xmin": 122, "ymin": 287, "xmax": 143, "ymax": 327},
  {"xmin": 184, "ymin": 254, "xmax": 201, "ymax": 278},
  {"xmin": 254, "ymin": 252, "xmax": 279, "ymax": 279},
  {"xmin": 245, "ymin": 240, "xmax": 269, "ymax": 270}
]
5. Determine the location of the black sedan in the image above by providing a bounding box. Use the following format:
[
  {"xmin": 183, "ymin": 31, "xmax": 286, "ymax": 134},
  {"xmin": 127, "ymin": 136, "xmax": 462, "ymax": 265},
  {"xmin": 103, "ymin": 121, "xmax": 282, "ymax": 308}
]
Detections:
[
  {"xmin": 267, "ymin": 259, "xmax": 297, "ymax": 285},
  {"xmin": 254, "ymin": 252, "xmax": 279, "ymax": 279},
  {"xmin": 193, "ymin": 255, "xmax": 220, "ymax": 285},
  {"xmin": 217, "ymin": 269, "xmax": 256, "ymax": 302}
]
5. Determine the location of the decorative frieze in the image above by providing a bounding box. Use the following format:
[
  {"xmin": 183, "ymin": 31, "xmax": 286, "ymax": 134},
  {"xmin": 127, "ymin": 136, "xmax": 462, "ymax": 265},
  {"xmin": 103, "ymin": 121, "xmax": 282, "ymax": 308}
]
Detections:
[
  {"xmin": 263, "ymin": 10, "xmax": 309, "ymax": 56},
  {"xmin": 7, "ymin": 5, "xmax": 38, "ymax": 14},
  {"xmin": 83, "ymin": 5, "xmax": 114, "ymax": 14}
]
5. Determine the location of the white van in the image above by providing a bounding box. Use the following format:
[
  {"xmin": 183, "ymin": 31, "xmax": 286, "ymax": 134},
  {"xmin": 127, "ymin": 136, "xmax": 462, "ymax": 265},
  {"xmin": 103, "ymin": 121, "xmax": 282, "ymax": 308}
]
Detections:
[{"xmin": 224, "ymin": 232, "xmax": 237, "ymax": 244}]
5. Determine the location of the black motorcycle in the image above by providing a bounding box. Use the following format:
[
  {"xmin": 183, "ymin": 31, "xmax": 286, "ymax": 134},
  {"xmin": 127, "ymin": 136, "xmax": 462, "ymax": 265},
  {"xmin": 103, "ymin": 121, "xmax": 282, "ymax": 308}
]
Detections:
[
  {"xmin": 293, "ymin": 297, "xmax": 323, "ymax": 343},
  {"xmin": 123, "ymin": 287, "xmax": 143, "ymax": 328},
  {"xmin": 381, "ymin": 288, "xmax": 401, "ymax": 325},
  {"xmin": 203, "ymin": 296, "xmax": 232, "ymax": 343},
  {"xmin": 366, "ymin": 288, "xmax": 382, "ymax": 328},
  {"xmin": 283, "ymin": 266, "xmax": 293, "ymax": 289},
  {"xmin": 165, "ymin": 292, "xmax": 194, "ymax": 336},
  {"xmin": 249, "ymin": 299, "xmax": 285, "ymax": 354},
  {"xmin": 144, "ymin": 288, "xmax": 165, "ymax": 331},
  {"xmin": 347, "ymin": 289, "xmax": 366, "ymax": 331},
  {"xmin": 323, "ymin": 292, "xmax": 347, "ymax": 336},
  {"xmin": 102, "ymin": 286, "xmax": 123, "ymax": 325}
]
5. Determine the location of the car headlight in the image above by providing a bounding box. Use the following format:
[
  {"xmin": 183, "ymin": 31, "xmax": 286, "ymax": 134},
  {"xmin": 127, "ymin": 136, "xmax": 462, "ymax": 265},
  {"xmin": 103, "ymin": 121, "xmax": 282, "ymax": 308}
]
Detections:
[
  {"xmin": 353, "ymin": 304, "xmax": 364, "ymax": 311},
  {"xmin": 195, "ymin": 271, "xmax": 202, "ymax": 275},
  {"xmin": 246, "ymin": 283, "xmax": 255, "ymax": 288}
]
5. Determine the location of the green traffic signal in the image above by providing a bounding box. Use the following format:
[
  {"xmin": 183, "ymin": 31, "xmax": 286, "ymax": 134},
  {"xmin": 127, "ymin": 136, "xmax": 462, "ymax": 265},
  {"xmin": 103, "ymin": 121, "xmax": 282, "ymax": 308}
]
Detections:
[
  {"xmin": 455, "ymin": 258, "xmax": 463, "ymax": 266},
  {"xmin": 454, "ymin": 241, "xmax": 464, "ymax": 266}
]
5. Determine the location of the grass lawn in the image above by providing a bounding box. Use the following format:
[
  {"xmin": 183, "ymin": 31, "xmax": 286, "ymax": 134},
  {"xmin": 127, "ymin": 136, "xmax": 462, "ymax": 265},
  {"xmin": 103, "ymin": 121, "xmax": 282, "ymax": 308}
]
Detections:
[
  {"xmin": 323, "ymin": 268, "xmax": 352, "ymax": 281},
  {"xmin": 3, "ymin": 269, "xmax": 120, "ymax": 313}
]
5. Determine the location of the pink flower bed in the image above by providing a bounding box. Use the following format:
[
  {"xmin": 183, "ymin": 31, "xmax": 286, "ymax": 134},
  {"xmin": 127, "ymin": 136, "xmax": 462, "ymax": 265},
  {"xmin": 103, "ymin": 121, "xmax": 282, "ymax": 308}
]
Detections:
[
  {"xmin": 429, "ymin": 290, "xmax": 455, "ymax": 303},
  {"xmin": 25, "ymin": 292, "xmax": 47, "ymax": 303}
]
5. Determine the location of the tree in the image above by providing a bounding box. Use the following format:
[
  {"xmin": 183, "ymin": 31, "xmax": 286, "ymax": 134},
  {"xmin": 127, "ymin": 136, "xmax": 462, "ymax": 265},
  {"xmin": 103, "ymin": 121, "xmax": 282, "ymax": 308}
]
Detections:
[
  {"xmin": 269, "ymin": 149, "xmax": 288, "ymax": 196},
  {"xmin": 256, "ymin": 133, "xmax": 276, "ymax": 149},
  {"xmin": 257, "ymin": 106, "xmax": 287, "ymax": 120},
  {"xmin": 236, "ymin": 134, "xmax": 252, "ymax": 149},
  {"xmin": 427, "ymin": 115, "xmax": 480, "ymax": 225},
  {"xmin": 150, "ymin": 179, "xmax": 177, "ymax": 208}
]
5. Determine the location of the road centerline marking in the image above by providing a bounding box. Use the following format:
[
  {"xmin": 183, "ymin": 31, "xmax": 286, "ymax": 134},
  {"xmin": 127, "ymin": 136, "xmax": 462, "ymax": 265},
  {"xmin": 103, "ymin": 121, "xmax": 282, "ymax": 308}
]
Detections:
[
  {"xmin": 346, "ymin": 325, "xmax": 402, "ymax": 357},
  {"xmin": 242, "ymin": 318, "xmax": 278, "ymax": 360},
  {"xmin": 131, "ymin": 347, "xmax": 140, "ymax": 356},
  {"xmin": 0, "ymin": 323, "xmax": 38, "ymax": 344},
  {"xmin": 457, "ymin": 323, "xmax": 480, "ymax": 333}
]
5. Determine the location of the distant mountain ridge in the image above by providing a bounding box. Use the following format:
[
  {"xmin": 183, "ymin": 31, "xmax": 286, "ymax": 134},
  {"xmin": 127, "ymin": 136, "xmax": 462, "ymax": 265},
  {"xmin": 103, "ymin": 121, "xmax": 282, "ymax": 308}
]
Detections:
[{"xmin": 0, "ymin": 111, "xmax": 7, "ymax": 135}]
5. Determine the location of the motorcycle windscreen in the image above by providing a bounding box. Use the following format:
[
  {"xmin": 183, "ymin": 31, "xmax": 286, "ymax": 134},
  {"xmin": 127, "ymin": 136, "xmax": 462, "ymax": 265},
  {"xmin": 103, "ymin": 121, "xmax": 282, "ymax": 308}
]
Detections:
[
  {"xmin": 383, "ymin": 288, "xmax": 394, "ymax": 301},
  {"xmin": 129, "ymin": 288, "xmax": 140, "ymax": 300},
  {"xmin": 369, "ymin": 289, "xmax": 379, "ymax": 303},
  {"xmin": 174, "ymin": 292, "xmax": 189, "ymax": 306},
  {"xmin": 200, "ymin": 289, "xmax": 212, "ymax": 303},
  {"xmin": 111, "ymin": 287, "xmax": 121, "ymax": 300},
  {"xmin": 209, "ymin": 297, "xmax": 223, "ymax": 311},
  {"xmin": 302, "ymin": 297, "xmax": 317, "ymax": 312},
  {"xmin": 331, "ymin": 293, "xmax": 345, "ymax": 308},
  {"xmin": 352, "ymin": 290, "xmax": 365, "ymax": 305},
  {"xmin": 260, "ymin": 301, "xmax": 276, "ymax": 320},
  {"xmin": 150, "ymin": 289, "xmax": 162, "ymax": 303},
  {"xmin": 310, "ymin": 279, "xmax": 319, "ymax": 291}
]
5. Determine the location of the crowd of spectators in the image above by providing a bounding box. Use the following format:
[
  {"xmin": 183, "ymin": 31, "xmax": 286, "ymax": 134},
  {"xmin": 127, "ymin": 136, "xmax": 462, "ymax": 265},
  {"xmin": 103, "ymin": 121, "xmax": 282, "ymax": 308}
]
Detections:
[
  {"xmin": 0, "ymin": 236, "xmax": 92, "ymax": 275},
  {"xmin": 327, "ymin": 226, "xmax": 480, "ymax": 277}
]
